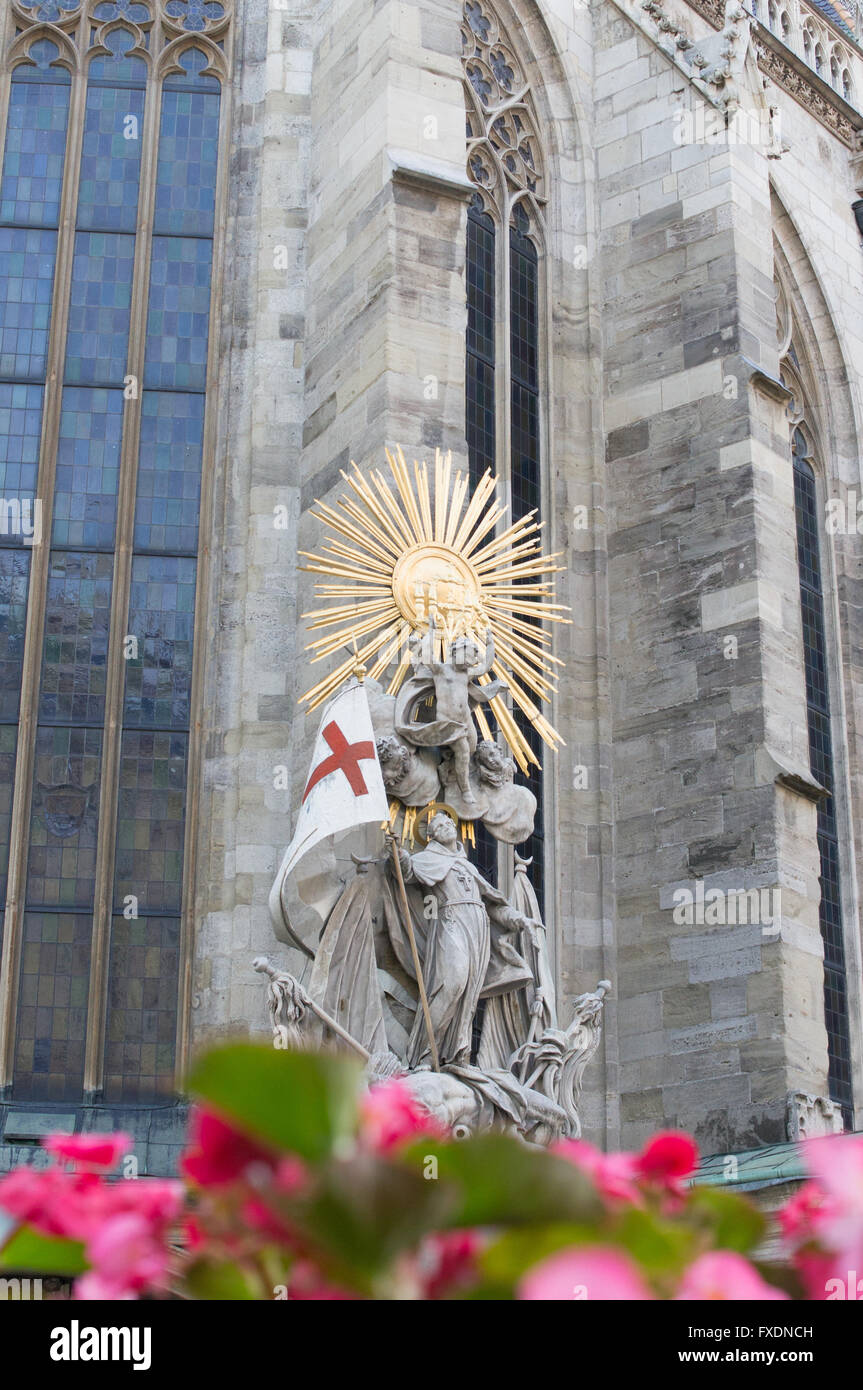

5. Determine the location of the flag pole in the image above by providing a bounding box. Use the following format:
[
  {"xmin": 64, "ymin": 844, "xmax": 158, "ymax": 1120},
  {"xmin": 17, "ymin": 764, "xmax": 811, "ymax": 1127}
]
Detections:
[{"xmin": 387, "ymin": 830, "xmax": 440, "ymax": 1073}]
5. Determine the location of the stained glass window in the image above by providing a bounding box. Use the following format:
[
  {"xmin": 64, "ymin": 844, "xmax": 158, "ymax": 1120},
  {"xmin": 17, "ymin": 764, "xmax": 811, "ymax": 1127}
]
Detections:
[
  {"xmin": 464, "ymin": 200, "xmax": 545, "ymax": 906},
  {"xmin": 0, "ymin": 17, "xmax": 227, "ymax": 1106},
  {"xmin": 466, "ymin": 195, "xmax": 495, "ymax": 497},
  {"xmin": 793, "ymin": 429, "xmax": 853, "ymax": 1123},
  {"xmin": 509, "ymin": 206, "xmax": 544, "ymax": 913}
]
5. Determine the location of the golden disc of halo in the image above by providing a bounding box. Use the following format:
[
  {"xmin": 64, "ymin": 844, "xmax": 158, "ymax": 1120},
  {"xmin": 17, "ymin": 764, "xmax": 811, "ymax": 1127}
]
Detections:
[
  {"xmin": 391, "ymin": 544, "xmax": 484, "ymax": 632},
  {"xmin": 414, "ymin": 801, "xmax": 463, "ymax": 846}
]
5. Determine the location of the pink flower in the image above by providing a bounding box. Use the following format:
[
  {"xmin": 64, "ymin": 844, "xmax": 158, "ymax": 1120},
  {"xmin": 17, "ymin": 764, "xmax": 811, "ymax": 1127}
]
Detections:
[
  {"xmin": 83, "ymin": 1212, "xmax": 170, "ymax": 1297},
  {"xmin": 636, "ymin": 1131, "xmax": 698, "ymax": 1195},
  {"xmin": 0, "ymin": 1166, "xmax": 100, "ymax": 1240},
  {"xmin": 519, "ymin": 1247, "xmax": 654, "ymax": 1301},
  {"xmin": 275, "ymin": 1156, "xmax": 308, "ymax": 1195},
  {"xmin": 553, "ymin": 1139, "xmax": 641, "ymax": 1205},
  {"xmin": 286, "ymin": 1259, "xmax": 357, "ymax": 1300},
  {"xmin": 105, "ymin": 1178, "xmax": 184, "ymax": 1228},
  {"xmin": 778, "ymin": 1182, "xmax": 833, "ymax": 1245},
  {"xmin": 43, "ymin": 1132, "xmax": 131, "ymax": 1172},
  {"xmin": 416, "ymin": 1231, "xmax": 481, "ymax": 1300},
  {"xmin": 75, "ymin": 1273, "xmax": 136, "ymax": 1301},
  {"xmin": 676, "ymin": 1251, "xmax": 788, "ymax": 1301},
  {"xmin": 359, "ymin": 1080, "xmax": 444, "ymax": 1152},
  {"xmin": 181, "ymin": 1108, "xmax": 276, "ymax": 1187},
  {"xmin": 801, "ymin": 1134, "xmax": 863, "ymax": 1257}
]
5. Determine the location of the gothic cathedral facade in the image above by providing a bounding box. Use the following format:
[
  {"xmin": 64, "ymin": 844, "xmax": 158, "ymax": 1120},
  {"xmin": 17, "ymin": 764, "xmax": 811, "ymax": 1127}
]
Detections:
[{"xmin": 1, "ymin": 0, "xmax": 863, "ymax": 1174}]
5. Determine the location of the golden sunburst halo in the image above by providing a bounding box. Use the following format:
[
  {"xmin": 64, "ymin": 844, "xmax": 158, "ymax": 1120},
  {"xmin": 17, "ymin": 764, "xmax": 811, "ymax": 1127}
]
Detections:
[{"xmin": 298, "ymin": 445, "xmax": 570, "ymax": 773}]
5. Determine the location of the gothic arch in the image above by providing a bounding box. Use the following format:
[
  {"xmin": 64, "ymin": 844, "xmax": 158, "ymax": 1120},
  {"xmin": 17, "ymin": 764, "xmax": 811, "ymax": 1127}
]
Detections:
[{"xmin": 771, "ymin": 184, "xmax": 863, "ymax": 1128}]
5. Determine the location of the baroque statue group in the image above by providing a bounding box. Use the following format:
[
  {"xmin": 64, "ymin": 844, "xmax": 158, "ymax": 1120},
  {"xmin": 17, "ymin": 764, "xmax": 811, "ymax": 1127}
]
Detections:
[{"xmin": 256, "ymin": 448, "xmax": 609, "ymax": 1144}]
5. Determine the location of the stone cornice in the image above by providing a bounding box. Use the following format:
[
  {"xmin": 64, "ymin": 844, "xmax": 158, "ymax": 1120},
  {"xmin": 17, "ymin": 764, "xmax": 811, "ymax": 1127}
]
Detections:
[
  {"xmin": 685, "ymin": 0, "xmax": 863, "ymax": 144},
  {"xmin": 387, "ymin": 147, "xmax": 475, "ymax": 202}
]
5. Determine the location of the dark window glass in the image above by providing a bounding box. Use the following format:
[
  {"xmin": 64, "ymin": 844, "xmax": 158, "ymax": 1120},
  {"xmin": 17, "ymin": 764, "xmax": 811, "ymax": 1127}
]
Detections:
[
  {"xmin": 143, "ymin": 235, "xmax": 213, "ymax": 391},
  {"xmin": 134, "ymin": 391, "xmax": 203, "ymax": 554},
  {"xmin": 466, "ymin": 196, "xmax": 495, "ymax": 492},
  {"xmin": 509, "ymin": 208, "xmax": 543, "ymax": 915},
  {"xmin": 113, "ymin": 729, "xmax": 188, "ymax": 914},
  {"xmin": 53, "ymin": 388, "xmax": 124, "ymax": 548},
  {"xmin": 27, "ymin": 724, "xmax": 102, "ymax": 909},
  {"xmin": 465, "ymin": 195, "xmax": 498, "ymax": 884},
  {"xmin": 13, "ymin": 911, "xmax": 91, "ymax": 1102},
  {"xmin": 103, "ymin": 914, "xmax": 180, "ymax": 1102},
  {"xmin": 793, "ymin": 432, "xmax": 852, "ymax": 1122},
  {"xmin": 106, "ymin": 49, "xmax": 220, "ymax": 1098},
  {"xmin": 0, "ymin": 383, "xmax": 43, "ymax": 542},
  {"xmin": 77, "ymin": 33, "xmax": 147, "ymax": 233},
  {"xmin": 38, "ymin": 550, "xmax": 113, "ymax": 725},
  {"xmin": 0, "ymin": 549, "xmax": 30, "ymax": 717},
  {"xmin": 0, "ymin": 227, "xmax": 59, "ymax": 379},
  {"xmin": 0, "ymin": 726, "xmax": 17, "ymax": 903}
]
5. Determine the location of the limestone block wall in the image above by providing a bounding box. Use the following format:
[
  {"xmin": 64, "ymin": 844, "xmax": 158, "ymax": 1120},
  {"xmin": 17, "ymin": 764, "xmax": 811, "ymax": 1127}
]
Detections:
[{"xmin": 592, "ymin": 0, "xmax": 863, "ymax": 1148}]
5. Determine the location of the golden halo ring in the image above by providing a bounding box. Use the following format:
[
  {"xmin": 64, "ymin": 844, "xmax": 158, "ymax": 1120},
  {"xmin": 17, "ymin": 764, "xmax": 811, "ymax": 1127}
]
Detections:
[{"xmin": 413, "ymin": 801, "xmax": 462, "ymax": 846}]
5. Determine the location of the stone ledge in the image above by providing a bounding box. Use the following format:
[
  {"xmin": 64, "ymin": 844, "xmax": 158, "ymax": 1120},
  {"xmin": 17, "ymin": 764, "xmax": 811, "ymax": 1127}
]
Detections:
[{"xmin": 386, "ymin": 146, "xmax": 474, "ymax": 202}]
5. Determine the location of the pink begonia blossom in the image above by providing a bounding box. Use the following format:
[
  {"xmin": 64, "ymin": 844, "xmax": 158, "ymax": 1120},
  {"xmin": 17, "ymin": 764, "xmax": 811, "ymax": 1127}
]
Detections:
[
  {"xmin": 636, "ymin": 1131, "xmax": 699, "ymax": 1192},
  {"xmin": 275, "ymin": 1156, "xmax": 308, "ymax": 1195},
  {"xmin": 0, "ymin": 1165, "xmax": 91, "ymax": 1239},
  {"xmin": 82, "ymin": 1212, "xmax": 170, "ymax": 1297},
  {"xmin": 675, "ymin": 1251, "xmax": 788, "ymax": 1301},
  {"xmin": 552, "ymin": 1139, "xmax": 641, "ymax": 1205},
  {"xmin": 43, "ymin": 1132, "xmax": 131, "ymax": 1171},
  {"xmin": 416, "ymin": 1230, "xmax": 482, "ymax": 1300},
  {"xmin": 778, "ymin": 1135, "xmax": 863, "ymax": 1298},
  {"xmin": 181, "ymin": 1108, "xmax": 277, "ymax": 1187},
  {"xmin": 75, "ymin": 1274, "xmax": 136, "ymax": 1301},
  {"xmin": 359, "ymin": 1079, "xmax": 444, "ymax": 1152},
  {"xmin": 519, "ymin": 1247, "xmax": 654, "ymax": 1301},
  {"xmin": 802, "ymin": 1134, "xmax": 863, "ymax": 1255},
  {"xmin": 286, "ymin": 1259, "xmax": 357, "ymax": 1300}
]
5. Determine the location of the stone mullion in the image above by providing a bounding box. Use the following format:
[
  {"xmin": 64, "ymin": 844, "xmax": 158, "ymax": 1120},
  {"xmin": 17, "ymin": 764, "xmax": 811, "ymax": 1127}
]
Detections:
[
  {"xmin": 83, "ymin": 49, "xmax": 163, "ymax": 1100},
  {"xmin": 174, "ymin": 30, "xmax": 234, "ymax": 1086},
  {"xmin": 0, "ymin": 59, "xmax": 87, "ymax": 1095}
]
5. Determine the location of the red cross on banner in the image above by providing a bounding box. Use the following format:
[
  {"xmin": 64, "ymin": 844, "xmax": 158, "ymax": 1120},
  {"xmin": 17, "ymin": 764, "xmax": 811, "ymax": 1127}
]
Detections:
[
  {"xmin": 270, "ymin": 680, "xmax": 389, "ymax": 902},
  {"xmin": 302, "ymin": 720, "xmax": 376, "ymax": 802}
]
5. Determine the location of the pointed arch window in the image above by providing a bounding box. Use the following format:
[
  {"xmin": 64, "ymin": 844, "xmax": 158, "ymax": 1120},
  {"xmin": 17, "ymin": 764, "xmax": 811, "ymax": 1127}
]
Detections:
[
  {"xmin": 791, "ymin": 427, "xmax": 853, "ymax": 1121},
  {"xmin": 0, "ymin": 2, "xmax": 232, "ymax": 1106},
  {"xmin": 461, "ymin": 0, "xmax": 546, "ymax": 905}
]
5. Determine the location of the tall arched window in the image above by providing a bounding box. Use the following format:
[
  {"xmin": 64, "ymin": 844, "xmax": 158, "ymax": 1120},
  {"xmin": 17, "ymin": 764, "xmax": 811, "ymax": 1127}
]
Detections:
[
  {"xmin": 791, "ymin": 426, "xmax": 853, "ymax": 1121},
  {"xmin": 0, "ymin": 2, "xmax": 231, "ymax": 1106},
  {"xmin": 461, "ymin": 0, "xmax": 547, "ymax": 907}
]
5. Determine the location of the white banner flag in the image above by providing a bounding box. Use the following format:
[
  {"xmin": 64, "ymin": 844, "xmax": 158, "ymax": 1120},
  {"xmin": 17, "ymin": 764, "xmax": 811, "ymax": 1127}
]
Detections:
[{"xmin": 269, "ymin": 681, "xmax": 388, "ymax": 936}]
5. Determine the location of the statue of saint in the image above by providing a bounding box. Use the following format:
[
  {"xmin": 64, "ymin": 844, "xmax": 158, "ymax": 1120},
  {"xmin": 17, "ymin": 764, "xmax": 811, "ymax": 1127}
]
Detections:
[
  {"xmin": 394, "ymin": 632, "xmax": 506, "ymax": 813},
  {"xmin": 392, "ymin": 809, "xmax": 537, "ymax": 1069}
]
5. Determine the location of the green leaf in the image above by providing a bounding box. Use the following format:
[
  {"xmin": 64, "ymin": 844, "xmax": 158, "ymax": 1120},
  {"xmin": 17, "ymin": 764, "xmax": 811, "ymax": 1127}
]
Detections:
[
  {"xmin": 186, "ymin": 1043, "xmax": 363, "ymax": 1162},
  {"xmin": 184, "ymin": 1257, "xmax": 262, "ymax": 1301},
  {"xmin": 612, "ymin": 1205, "xmax": 697, "ymax": 1281},
  {"xmin": 479, "ymin": 1223, "xmax": 600, "ymax": 1297},
  {"xmin": 288, "ymin": 1152, "xmax": 458, "ymax": 1286},
  {"xmin": 685, "ymin": 1186, "xmax": 765, "ymax": 1253},
  {"xmin": 398, "ymin": 1134, "xmax": 603, "ymax": 1229},
  {"xmin": 0, "ymin": 1225, "xmax": 87, "ymax": 1277}
]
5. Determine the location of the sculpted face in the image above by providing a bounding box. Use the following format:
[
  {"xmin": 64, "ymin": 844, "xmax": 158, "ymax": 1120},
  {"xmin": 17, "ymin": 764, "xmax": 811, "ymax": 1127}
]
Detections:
[
  {"xmin": 450, "ymin": 638, "xmax": 478, "ymax": 671},
  {"xmin": 477, "ymin": 740, "xmax": 504, "ymax": 772},
  {"xmin": 429, "ymin": 811, "xmax": 458, "ymax": 846}
]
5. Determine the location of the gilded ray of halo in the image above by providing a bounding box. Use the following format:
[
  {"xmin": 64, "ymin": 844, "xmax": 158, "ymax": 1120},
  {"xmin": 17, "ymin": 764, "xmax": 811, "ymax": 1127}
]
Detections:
[{"xmin": 299, "ymin": 446, "xmax": 570, "ymax": 767}]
